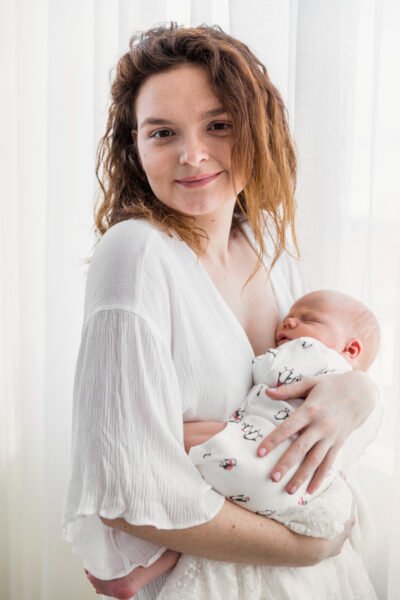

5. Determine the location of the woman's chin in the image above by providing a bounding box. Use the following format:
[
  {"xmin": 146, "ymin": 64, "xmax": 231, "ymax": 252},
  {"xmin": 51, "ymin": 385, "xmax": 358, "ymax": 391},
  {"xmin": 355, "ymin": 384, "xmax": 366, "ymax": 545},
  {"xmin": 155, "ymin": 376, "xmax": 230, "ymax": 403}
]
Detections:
[{"xmin": 173, "ymin": 196, "xmax": 237, "ymax": 219}]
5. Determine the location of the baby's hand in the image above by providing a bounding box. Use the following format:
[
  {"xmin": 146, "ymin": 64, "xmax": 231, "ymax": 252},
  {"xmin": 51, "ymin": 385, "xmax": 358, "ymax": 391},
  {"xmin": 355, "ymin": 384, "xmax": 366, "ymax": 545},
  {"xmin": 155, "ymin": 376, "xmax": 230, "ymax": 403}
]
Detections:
[{"xmin": 183, "ymin": 421, "xmax": 226, "ymax": 453}]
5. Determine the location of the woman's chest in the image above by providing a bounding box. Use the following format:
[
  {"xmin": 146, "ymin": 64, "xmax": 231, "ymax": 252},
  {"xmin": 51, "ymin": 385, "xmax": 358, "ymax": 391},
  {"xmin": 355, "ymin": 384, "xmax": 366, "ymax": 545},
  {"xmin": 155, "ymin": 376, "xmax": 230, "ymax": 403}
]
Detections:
[
  {"xmin": 166, "ymin": 265, "xmax": 254, "ymax": 421},
  {"xmin": 199, "ymin": 237, "xmax": 280, "ymax": 357},
  {"xmin": 171, "ymin": 302, "xmax": 254, "ymax": 421},
  {"xmin": 162, "ymin": 232, "xmax": 300, "ymax": 422},
  {"xmin": 209, "ymin": 262, "xmax": 279, "ymax": 356},
  {"xmin": 167, "ymin": 264, "xmax": 276, "ymax": 421}
]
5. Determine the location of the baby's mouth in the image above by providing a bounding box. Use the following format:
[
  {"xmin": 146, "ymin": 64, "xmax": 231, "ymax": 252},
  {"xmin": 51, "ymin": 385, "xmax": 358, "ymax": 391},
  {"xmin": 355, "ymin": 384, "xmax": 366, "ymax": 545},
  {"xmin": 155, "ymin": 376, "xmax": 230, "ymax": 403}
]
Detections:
[{"xmin": 276, "ymin": 333, "xmax": 291, "ymax": 345}]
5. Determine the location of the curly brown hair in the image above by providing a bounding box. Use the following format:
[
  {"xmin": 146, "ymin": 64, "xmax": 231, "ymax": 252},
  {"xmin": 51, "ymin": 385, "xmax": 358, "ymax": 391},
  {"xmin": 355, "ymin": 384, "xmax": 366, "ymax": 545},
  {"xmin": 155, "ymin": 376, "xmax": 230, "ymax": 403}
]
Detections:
[{"xmin": 95, "ymin": 22, "xmax": 298, "ymax": 268}]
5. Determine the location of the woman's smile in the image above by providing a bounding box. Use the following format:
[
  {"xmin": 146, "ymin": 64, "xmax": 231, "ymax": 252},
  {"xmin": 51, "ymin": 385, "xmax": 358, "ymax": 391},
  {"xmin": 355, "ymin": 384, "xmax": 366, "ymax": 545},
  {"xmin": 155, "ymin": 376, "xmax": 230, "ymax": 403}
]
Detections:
[{"xmin": 175, "ymin": 170, "xmax": 224, "ymax": 188}]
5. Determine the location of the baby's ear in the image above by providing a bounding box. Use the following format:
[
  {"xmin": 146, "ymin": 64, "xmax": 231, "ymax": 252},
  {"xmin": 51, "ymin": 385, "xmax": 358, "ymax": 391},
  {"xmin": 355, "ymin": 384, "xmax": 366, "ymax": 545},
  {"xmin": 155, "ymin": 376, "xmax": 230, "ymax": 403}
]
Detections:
[{"xmin": 344, "ymin": 338, "xmax": 362, "ymax": 360}]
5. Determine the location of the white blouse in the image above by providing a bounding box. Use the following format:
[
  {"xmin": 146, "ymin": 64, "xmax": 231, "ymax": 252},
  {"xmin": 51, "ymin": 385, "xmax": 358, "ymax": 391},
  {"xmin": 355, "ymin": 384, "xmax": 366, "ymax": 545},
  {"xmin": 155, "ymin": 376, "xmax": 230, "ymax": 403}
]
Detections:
[{"xmin": 62, "ymin": 218, "xmax": 381, "ymax": 597}]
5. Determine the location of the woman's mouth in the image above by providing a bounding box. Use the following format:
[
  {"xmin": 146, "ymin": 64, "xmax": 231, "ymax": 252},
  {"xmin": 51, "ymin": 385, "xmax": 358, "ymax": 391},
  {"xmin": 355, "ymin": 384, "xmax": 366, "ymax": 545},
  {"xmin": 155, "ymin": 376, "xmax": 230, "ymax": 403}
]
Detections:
[{"xmin": 175, "ymin": 171, "xmax": 223, "ymax": 188}]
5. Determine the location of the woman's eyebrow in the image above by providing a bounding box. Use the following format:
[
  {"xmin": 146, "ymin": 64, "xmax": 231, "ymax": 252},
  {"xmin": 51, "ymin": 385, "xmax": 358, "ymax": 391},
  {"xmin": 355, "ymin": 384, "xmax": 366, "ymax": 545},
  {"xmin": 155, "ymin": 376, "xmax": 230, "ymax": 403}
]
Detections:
[{"xmin": 139, "ymin": 107, "xmax": 227, "ymax": 129}]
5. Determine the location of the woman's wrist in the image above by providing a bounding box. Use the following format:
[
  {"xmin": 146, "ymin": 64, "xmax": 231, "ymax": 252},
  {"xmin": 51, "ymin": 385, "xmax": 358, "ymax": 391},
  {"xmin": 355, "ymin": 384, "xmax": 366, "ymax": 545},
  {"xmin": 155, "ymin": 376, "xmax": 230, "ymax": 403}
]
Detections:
[
  {"xmin": 344, "ymin": 370, "xmax": 378, "ymax": 428},
  {"xmin": 290, "ymin": 534, "xmax": 330, "ymax": 566}
]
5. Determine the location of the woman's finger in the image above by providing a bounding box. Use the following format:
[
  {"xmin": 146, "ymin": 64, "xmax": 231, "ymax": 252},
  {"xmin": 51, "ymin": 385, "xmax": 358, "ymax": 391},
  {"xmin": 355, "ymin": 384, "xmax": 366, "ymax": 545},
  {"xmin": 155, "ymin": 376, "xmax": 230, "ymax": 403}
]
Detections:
[
  {"xmin": 264, "ymin": 377, "xmax": 319, "ymax": 401},
  {"xmin": 266, "ymin": 429, "xmax": 322, "ymax": 485},
  {"xmin": 257, "ymin": 403, "xmax": 317, "ymax": 457},
  {"xmin": 305, "ymin": 445, "xmax": 340, "ymax": 494},
  {"xmin": 283, "ymin": 440, "xmax": 332, "ymax": 494}
]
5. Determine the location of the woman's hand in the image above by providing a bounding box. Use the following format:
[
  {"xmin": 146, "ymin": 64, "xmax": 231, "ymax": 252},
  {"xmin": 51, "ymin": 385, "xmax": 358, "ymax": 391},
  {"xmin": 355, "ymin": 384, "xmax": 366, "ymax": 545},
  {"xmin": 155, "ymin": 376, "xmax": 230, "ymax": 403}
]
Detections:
[
  {"xmin": 256, "ymin": 371, "xmax": 378, "ymax": 494},
  {"xmin": 183, "ymin": 421, "xmax": 226, "ymax": 453}
]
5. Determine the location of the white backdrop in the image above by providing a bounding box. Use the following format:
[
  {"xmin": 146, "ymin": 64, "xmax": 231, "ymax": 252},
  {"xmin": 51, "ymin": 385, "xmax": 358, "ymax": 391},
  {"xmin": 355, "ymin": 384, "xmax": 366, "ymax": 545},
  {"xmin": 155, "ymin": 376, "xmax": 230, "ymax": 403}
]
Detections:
[{"xmin": 1, "ymin": 1, "xmax": 399, "ymax": 598}]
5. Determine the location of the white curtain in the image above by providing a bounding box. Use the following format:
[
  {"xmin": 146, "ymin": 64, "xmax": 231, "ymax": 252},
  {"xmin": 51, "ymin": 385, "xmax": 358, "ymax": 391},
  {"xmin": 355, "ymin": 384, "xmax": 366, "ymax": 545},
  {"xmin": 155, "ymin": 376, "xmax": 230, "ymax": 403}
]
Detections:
[
  {"xmin": 1, "ymin": 1, "xmax": 398, "ymax": 598},
  {"xmin": 293, "ymin": 2, "xmax": 400, "ymax": 598}
]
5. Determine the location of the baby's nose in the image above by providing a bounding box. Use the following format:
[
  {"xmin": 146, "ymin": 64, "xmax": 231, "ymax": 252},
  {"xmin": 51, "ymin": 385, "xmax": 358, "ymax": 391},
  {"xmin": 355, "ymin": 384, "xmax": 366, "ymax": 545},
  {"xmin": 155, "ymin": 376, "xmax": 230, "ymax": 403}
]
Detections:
[{"xmin": 283, "ymin": 317, "xmax": 298, "ymax": 328}]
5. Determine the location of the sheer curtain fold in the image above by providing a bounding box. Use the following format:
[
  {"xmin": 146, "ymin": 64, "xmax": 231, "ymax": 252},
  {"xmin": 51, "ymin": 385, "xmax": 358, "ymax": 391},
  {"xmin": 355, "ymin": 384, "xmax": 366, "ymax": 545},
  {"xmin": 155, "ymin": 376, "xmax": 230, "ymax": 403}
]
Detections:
[
  {"xmin": 294, "ymin": 0, "xmax": 361, "ymax": 287},
  {"xmin": 294, "ymin": 1, "xmax": 400, "ymax": 598},
  {"xmin": 1, "ymin": 1, "xmax": 398, "ymax": 598},
  {"xmin": 1, "ymin": 0, "xmax": 48, "ymax": 598}
]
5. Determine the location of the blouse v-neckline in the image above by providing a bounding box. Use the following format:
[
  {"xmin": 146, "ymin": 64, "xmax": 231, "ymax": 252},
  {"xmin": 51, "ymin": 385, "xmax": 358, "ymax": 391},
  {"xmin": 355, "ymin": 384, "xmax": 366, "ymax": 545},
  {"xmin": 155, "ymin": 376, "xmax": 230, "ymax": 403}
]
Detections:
[{"xmin": 173, "ymin": 222, "xmax": 279, "ymax": 359}]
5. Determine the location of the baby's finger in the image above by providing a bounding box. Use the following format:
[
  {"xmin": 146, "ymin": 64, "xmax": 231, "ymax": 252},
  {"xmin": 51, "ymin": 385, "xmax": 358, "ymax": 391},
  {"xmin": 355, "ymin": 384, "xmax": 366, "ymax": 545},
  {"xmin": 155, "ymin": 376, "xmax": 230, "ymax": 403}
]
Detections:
[
  {"xmin": 283, "ymin": 440, "xmax": 331, "ymax": 493},
  {"xmin": 257, "ymin": 408, "xmax": 311, "ymax": 457},
  {"xmin": 264, "ymin": 377, "xmax": 319, "ymax": 401},
  {"xmin": 306, "ymin": 446, "xmax": 339, "ymax": 494}
]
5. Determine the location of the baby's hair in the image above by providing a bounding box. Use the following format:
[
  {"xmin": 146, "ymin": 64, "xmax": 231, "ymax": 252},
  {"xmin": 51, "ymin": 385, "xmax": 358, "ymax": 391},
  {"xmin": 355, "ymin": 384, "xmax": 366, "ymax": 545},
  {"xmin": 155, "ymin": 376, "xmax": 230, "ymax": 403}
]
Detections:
[
  {"xmin": 345, "ymin": 296, "xmax": 380, "ymax": 370},
  {"xmin": 300, "ymin": 290, "xmax": 380, "ymax": 370}
]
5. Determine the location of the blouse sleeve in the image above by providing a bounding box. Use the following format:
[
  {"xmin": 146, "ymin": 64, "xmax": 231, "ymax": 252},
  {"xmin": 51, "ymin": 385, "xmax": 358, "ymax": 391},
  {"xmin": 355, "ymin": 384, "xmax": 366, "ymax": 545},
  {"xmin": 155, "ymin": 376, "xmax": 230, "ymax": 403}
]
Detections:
[{"xmin": 62, "ymin": 308, "xmax": 224, "ymax": 579}]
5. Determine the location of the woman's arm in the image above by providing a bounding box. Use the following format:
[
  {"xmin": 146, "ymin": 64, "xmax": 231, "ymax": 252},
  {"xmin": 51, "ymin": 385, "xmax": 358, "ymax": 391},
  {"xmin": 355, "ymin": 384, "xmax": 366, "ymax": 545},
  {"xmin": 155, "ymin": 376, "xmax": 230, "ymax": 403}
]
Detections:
[
  {"xmin": 183, "ymin": 420, "xmax": 226, "ymax": 452},
  {"xmin": 257, "ymin": 370, "xmax": 379, "ymax": 494},
  {"xmin": 184, "ymin": 372, "xmax": 379, "ymax": 496},
  {"xmin": 101, "ymin": 496, "xmax": 353, "ymax": 568}
]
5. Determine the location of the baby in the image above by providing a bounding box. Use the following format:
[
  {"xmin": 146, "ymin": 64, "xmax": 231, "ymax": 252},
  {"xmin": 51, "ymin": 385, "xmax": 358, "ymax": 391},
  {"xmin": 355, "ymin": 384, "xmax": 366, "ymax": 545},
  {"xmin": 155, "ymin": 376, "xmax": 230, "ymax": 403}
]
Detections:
[{"xmin": 86, "ymin": 289, "xmax": 380, "ymax": 599}]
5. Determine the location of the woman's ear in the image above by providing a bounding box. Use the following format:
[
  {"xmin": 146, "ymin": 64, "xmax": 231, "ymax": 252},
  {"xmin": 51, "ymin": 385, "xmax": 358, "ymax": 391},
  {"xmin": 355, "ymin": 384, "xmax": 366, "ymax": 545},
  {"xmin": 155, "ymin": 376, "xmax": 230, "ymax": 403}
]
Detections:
[
  {"xmin": 343, "ymin": 338, "xmax": 362, "ymax": 360},
  {"xmin": 131, "ymin": 129, "xmax": 137, "ymax": 143}
]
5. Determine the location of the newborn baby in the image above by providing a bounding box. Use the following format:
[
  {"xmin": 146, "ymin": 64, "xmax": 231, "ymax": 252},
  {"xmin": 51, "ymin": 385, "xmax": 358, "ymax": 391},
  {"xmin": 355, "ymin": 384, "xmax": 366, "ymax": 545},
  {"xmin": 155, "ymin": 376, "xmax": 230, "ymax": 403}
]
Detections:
[
  {"xmin": 188, "ymin": 289, "xmax": 380, "ymax": 530},
  {"xmin": 86, "ymin": 289, "xmax": 380, "ymax": 599}
]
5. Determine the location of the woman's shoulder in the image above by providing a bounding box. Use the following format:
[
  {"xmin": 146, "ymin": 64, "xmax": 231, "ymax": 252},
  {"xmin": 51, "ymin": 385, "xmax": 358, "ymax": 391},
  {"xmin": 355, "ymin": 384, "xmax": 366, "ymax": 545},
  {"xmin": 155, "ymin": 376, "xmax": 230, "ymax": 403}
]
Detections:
[
  {"xmin": 242, "ymin": 212, "xmax": 308, "ymax": 309},
  {"xmin": 84, "ymin": 219, "xmax": 176, "ymax": 320},
  {"xmin": 97, "ymin": 218, "xmax": 167, "ymax": 256},
  {"xmin": 89, "ymin": 219, "xmax": 178, "ymax": 277},
  {"xmin": 241, "ymin": 212, "xmax": 297, "ymax": 265}
]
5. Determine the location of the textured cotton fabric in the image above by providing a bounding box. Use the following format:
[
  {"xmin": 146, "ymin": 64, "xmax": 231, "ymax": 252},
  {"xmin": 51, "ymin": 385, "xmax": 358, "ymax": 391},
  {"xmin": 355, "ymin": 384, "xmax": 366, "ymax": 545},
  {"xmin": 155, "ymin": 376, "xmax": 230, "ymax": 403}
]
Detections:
[
  {"xmin": 189, "ymin": 336, "xmax": 353, "ymax": 539},
  {"xmin": 157, "ymin": 523, "xmax": 379, "ymax": 600},
  {"xmin": 62, "ymin": 218, "xmax": 381, "ymax": 598}
]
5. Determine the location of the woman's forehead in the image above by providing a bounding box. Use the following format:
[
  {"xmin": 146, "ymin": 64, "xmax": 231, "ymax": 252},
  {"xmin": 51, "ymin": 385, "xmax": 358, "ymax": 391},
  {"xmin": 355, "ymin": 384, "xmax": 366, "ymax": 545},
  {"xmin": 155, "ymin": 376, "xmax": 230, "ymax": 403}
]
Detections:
[{"xmin": 135, "ymin": 64, "xmax": 223, "ymax": 120}]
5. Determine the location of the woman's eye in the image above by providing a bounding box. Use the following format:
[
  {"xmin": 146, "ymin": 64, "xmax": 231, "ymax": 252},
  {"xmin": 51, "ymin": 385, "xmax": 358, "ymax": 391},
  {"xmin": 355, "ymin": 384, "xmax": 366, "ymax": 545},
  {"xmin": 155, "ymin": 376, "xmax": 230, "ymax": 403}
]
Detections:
[
  {"xmin": 209, "ymin": 122, "xmax": 232, "ymax": 132},
  {"xmin": 150, "ymin": 129, "xmax": 173, "ymax": 139}
]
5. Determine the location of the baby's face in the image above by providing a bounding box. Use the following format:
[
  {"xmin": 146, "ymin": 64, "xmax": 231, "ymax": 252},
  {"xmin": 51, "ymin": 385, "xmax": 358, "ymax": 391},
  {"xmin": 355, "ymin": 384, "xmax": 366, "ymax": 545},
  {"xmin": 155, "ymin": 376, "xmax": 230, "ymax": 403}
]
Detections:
[{"xmin": 275, "ymin": 295, "xmax": 346, "ymax": 351}]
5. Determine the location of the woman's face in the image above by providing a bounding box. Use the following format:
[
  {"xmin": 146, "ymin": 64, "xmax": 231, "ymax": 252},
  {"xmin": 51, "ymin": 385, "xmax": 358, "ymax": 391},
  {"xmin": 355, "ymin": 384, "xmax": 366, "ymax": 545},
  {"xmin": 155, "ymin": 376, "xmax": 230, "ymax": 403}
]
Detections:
[{"xmin": 134, "ymin": 64, "xmax": 244, "ymax": 217}]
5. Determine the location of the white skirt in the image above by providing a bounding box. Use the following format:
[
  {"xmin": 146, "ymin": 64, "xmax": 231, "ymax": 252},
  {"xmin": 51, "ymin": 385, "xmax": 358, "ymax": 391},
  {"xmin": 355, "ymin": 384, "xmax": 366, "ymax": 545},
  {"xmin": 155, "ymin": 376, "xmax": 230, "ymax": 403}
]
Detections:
[
  {"xmin": 156, "ymin": 482, "xmax": 378, "ymax": 600},
  {"xmin": 156, "ymin": 541, "xmax": 377, "ymax": 600}
]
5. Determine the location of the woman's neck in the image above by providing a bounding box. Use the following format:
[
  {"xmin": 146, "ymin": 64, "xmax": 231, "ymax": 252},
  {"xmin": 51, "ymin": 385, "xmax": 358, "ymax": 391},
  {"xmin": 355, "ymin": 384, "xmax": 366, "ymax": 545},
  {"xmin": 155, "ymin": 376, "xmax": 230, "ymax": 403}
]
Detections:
[{"xmin": 194, "ymin": 200, "xmax": 238, "ymax": 266}]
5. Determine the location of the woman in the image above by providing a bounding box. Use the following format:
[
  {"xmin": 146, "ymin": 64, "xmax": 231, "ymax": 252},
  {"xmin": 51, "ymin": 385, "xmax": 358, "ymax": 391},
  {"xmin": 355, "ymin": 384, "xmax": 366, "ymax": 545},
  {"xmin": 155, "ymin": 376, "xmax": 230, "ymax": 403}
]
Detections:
[{"xmin": 63, "ymin": 23, "xmax": 381, "ymax": 599}]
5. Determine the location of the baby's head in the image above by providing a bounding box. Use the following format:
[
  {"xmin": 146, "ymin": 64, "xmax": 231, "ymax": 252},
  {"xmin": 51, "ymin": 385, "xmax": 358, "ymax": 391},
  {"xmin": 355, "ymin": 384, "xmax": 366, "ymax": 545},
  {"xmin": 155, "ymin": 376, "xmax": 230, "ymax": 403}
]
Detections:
[{"xmin": 275, "ymin": 290, "xmax": 380, "ymax": 370}]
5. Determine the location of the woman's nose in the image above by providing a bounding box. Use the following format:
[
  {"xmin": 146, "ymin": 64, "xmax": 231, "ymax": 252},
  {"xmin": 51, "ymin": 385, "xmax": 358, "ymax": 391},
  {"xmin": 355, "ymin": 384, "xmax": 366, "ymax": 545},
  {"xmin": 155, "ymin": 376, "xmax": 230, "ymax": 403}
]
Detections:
[{"xmin": 179, "ymin": 134, "xmax": 209, "ymax": 165}]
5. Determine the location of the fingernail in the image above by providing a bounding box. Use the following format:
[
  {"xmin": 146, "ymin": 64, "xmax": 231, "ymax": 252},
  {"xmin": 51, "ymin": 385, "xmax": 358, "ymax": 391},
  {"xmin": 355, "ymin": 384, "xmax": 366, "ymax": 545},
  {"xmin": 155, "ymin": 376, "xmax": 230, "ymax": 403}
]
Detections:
[
  {"xmin": 258, "ymin": 447, "xmax": 267, "ymax": 457},
  {"xmin": 272, "ymin": 471, "xmax": 282, "ymax": 482},
  {"xmin": 308, "ymin": 486, "xmax": 315, "ymax": 495},
  {"xmin": 287, "ymin": 484, "xmax": 297, "ymax": 494}
]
